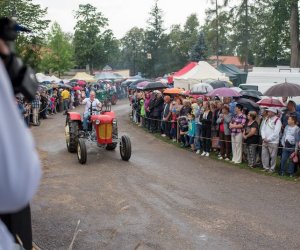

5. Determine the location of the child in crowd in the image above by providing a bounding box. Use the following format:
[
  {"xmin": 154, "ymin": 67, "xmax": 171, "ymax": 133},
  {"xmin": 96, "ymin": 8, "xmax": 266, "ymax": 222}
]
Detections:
[
  {"xmin": 191, "ymin": 103, "xmax": 198, "ymax": 116},
  {"xmin": 186, "ymin": 113, "xmax": 196, "ymax": 151},
  {"xmin": 50, "ymin": 95, "xmax": 56, "ymax": 114}
]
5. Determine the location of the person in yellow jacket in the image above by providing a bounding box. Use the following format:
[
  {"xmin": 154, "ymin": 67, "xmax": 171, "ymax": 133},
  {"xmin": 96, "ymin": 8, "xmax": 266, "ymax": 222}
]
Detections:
[{"xmin": 61, "ymin": 88, "xmax": 70, "ymax": 114}]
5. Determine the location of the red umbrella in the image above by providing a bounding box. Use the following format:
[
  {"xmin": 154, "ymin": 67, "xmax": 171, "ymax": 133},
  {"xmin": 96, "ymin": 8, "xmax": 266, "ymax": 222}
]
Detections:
[
  {"xmin": 206, "ymin": 87, "xmax": 241, "ymax": 97},
  {"xmin": 257, "ymin": 98, "xmax": 285, "ymax": 107},
  {"xmin": 73, "ymin": 86, "xmax": 82, "ymax": 91},
  {"xmin": 77, "ymin": 80, "xmax": 87, "ymax": 86}
]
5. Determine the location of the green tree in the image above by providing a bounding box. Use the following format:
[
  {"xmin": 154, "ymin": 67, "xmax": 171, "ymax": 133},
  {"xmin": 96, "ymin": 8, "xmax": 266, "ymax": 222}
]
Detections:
[
  {"xmin": 144, "ymin": 0, "xmax": 166, "ymax": 77},
  {"xmin": 120, "ymin": 27, "xmax": 146, "ymax": 75},
  {"xmin": 73, "ymin": 3, "xmax": 108, "ymax": 71},
  {"xmin": 167, "ymin": 24, "xmax": 187, "ymax": 70},
  {"xmin": 202, "ymin": 9, "xmax": 234, "ymax": 57},
  {"xmin": 250, "ymin": 0, "xmax": 290, "ymax": 66},
  {"xmin": 167, "ymin": 14, "xmax": 200, "ymax": 71},
  {"xmin": 40, "ymin": 22, "xmax": 74, "ymax": 77},
  {"xmin": 190, "ymin": 31, "xmax": 207, "ymax": 61},
  {"xmin": 182, "ymin": 14, "xmax": 200, "ymax": 60},
  {"xmin": 0, "ymin": 0, "xmax": 50, "ymax": 70},
  {"xmin": 206, "ymin": 0, "xmax": 294, "ymax": 68},
  {"xmin": 101, "ymin": 29, "xmax": 121, "ymax": 70}
]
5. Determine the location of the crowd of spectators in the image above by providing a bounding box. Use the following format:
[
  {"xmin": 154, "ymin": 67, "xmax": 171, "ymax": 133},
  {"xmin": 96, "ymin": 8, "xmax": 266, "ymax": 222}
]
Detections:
[{"xmin": 130, "ymin": 90, "xmax": 300, "ymax": 177}]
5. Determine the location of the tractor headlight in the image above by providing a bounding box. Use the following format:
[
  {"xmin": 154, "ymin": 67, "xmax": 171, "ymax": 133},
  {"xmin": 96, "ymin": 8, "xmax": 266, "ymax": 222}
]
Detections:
[
  {"xmin": 112, "ymin": 119, "xmax": 117, "ymax": 125},
  {"xmin": 96, "ymin": 119, "xmax": 100, "ymax": 125}
]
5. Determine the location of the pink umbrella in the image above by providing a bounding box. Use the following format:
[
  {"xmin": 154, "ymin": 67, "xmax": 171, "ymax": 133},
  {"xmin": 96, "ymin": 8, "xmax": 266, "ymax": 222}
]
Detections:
[
  {"xmin": 137, "ymin": 81, "xmax": 149, "ymax": 89},
  {"xmin": 206, "ymin": 87, "xmax": 241, "ymax": 97},
  {"xmin": 73, "ymin": 86, "xmax": 82, "ymax": 91},
  {"xmin": 257, "ymin": 98, "xmax": 286, "ymax": 107},
  {"xmin": 77, "ymin": 80, "xmax": 87, "ymax": 86}
]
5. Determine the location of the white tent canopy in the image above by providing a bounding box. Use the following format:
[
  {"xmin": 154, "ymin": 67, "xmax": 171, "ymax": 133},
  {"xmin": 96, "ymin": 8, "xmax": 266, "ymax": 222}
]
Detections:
[
  {"xmin": 50, "ymin": 75, "xmax": 61, "ymax": 83},
  {"xmin": 36, "ymin": 73, "xmax": 61, "ymax": 83},
  {"xmin": 174, "ymin": 61, "xmax": 229, "ymax": 89}
]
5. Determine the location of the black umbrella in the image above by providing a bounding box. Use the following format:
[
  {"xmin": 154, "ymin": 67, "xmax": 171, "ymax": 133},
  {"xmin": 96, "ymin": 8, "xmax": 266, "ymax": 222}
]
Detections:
[
  {"xmin": 142, "ymin": 81, "xmax": 167, "ymax": 91},
  {"xmin": 121, "ymin": 80, "xmax": 132, "ymax": 87},
  {"xmin": 264, "ymin": 82, "xmax": 300, "ymax": 97},
  {"xmin": 240, "ymin": 89, "xmax": 263, "ymax": 96},
  {"xmin": 63, "ymin": 84, "xmax": 72, "ymax": 89},
  {"xmin": 209, "ymin": 80, "xmax": 230, "ymax": 89},
  {"xmin": 237, "ymin": 98, "xmax": 260, "ymax": 111},
  {"xmin": 128, "ymin": 79, "xmax": 147, "ymax": 90},
  {"xmin": 240, "ymin": 90, "xmax": 262, "ymax": 102}
]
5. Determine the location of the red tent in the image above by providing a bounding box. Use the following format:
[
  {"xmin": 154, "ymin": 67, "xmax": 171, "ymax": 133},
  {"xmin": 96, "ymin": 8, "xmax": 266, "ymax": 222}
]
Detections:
[{"xmin": 173, "ymin": 62, "xmax": 198, "ymax": 77}]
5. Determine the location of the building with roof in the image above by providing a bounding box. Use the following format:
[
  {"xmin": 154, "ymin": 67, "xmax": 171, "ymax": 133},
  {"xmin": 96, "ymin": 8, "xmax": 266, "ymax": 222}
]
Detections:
[{"xmin": 209, "ymin": 56, "xmax": 245, "ymax": 69}]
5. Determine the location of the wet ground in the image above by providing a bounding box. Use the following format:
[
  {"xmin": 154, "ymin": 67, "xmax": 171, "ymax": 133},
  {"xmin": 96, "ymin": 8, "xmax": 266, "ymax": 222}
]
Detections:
[{"xmin": 31, "ymin": 100, "xmax": 300, "ymax": 250}]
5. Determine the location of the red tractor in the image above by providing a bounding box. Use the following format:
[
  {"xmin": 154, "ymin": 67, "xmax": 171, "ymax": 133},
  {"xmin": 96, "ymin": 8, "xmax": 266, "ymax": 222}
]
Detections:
[{"xmin": 65, "ymin": 105, "xmax": 131, "ymax": 164}]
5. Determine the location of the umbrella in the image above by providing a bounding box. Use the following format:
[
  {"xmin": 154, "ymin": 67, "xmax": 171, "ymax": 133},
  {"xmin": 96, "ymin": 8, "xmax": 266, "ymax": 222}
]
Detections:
[
  {"xmin": 180, "ymin": 90, "xmax": 207, "ymax": 100},
  {"xmin": 142, "ymin": 82, "xmax": 167, "ymax": 91},
  {"xmin": 163, "ymin": 88, "xmax": 184, "ymax": 95},
  {"xmin": 136, "ymin": 81, "xmax": 150, "ymax": 89},
  {"xmin": 191, "ymin": 83, "xmax": 213, "ymax": 94},
  {"xmin": 237, "ymin": 98, "xmax": 260, "ymax": 111},
  {"xmin": 241, "ymin": 89, "xmax": 263, "ymax": 96},
  {"xmin": 57, "ymin": 82, "xmax": 65, "ymax": 87},
  {"xmin": 38, "ymin": 85, "xmax": 47, "ymax": 91},
  {"xmin": 209, "ymin": 80, "xmax": 230, "ymax": 89},
  {"xmin": 63, "ymin": 84, "xmax": 72, "ymax": 89},
  {"xmin": 240, "ymin": 90, "xmax": 262, "ymax": 102},
  {"xmin": 264, "ymin": 82, "xmax": 300, "ymax": 97},
  {"xmin": 73, "ymin": 86, "xmax": 82, "ymax": 91},
  {"xmin": 257, "ymin": 98, "xmax": 285, "ymax": 107},
  {"xmin": 77, "ymin": 80, "xmax": 87, "ymax": 86},
  {"xmin": 206, "ymin": 87, "xmax": 241, "ymax": 97},
  {"xmin": 230, "ymin": 87, "xmax": 242, "ymax": 92},
  {"xmin": 129, "ymin": 79, "xmax": 147, "ymax": 90}
]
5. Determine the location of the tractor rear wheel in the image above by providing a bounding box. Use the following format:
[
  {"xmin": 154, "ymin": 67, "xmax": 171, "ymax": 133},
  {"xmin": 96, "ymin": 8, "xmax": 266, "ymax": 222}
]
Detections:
[
  {"xmin": 77, "ymin": 138, "xmax": 87, "ymax": 164},
  {"xmin": 66, "ymin": 117, "xmax": 79, "ymax": 153},
  {"xmin": 120, "ymin": 135, "xmax": 131, "ymax": 161}
]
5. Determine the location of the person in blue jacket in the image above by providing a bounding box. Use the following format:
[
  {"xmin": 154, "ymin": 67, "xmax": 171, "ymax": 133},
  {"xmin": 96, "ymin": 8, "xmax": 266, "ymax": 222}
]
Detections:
[{"xmin": 185, "ymin": 113, "xmax": 196, "ymax": 151}]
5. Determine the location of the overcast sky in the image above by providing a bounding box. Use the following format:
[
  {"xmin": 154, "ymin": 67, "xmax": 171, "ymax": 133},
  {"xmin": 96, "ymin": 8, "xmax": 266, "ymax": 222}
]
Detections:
[{"xmin": 34, "ymin": 0, "xmax": 211, "ymax": 38}]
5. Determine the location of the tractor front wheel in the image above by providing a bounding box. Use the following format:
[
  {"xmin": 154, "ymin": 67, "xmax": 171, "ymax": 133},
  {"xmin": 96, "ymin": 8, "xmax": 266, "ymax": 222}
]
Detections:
[
  {"xmin": 120, "ymin": 135, "xmax": 131, "ymax": 161},
  {"xmin": 77, "ymin": 138, "xmax": 87, "ymax": 164}
]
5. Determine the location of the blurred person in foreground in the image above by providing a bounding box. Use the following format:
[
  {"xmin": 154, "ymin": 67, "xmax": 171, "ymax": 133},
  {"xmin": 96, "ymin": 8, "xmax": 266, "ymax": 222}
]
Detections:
[{"xmin": 0, "ymin": 25, "xmax": 41, "ymax": 250}]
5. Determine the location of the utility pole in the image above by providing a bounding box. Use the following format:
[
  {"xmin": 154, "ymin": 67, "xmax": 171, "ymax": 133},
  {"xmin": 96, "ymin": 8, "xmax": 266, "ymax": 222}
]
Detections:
[
  {"xmin": 216, "ymin": 0, "xmax": 219, "ymax": 67},
  {"xmin": 11, "ymin": 0, "xmax": 17, "ymax": 20},
  {"xmin": 244, "ymin": 0, "xmax": 249, "ymax": 72}
]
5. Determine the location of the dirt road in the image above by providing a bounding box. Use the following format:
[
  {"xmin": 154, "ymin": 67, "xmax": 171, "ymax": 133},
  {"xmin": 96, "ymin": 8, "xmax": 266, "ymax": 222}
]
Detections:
[{"xmin": 31, "ymin": 100, "xmax": 300, "ymax": 250}]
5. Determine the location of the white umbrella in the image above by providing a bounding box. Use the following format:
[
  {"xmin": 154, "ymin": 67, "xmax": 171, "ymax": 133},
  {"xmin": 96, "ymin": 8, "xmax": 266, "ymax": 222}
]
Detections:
[{"xmin": 191, "ymin": 83, "xmax": 213, "ymax": 94}]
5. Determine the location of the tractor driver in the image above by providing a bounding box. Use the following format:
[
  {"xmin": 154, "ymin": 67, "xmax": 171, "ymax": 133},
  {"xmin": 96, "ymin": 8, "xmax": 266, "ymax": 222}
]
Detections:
[{"xmin": 82, "ymin": 90, "xmax": 102, "ymax": 131}]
